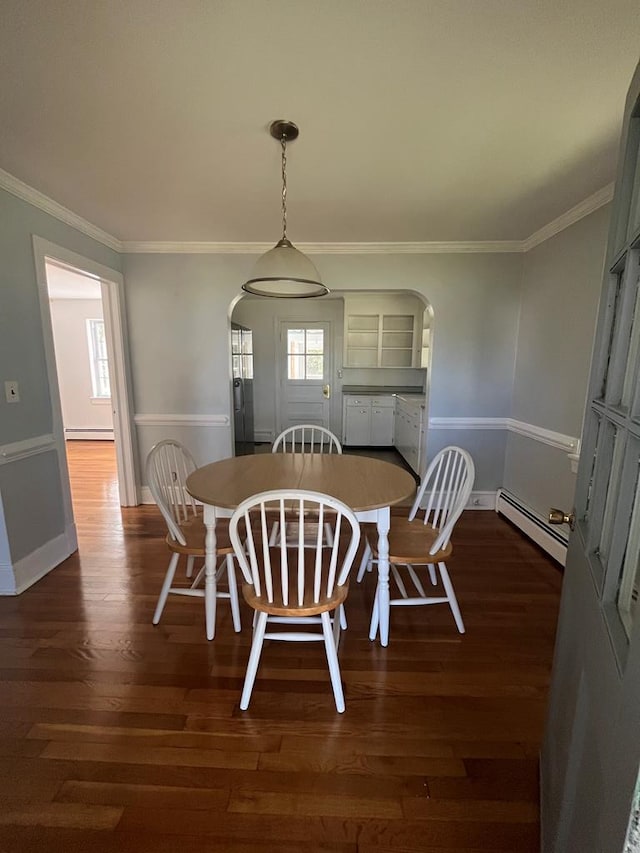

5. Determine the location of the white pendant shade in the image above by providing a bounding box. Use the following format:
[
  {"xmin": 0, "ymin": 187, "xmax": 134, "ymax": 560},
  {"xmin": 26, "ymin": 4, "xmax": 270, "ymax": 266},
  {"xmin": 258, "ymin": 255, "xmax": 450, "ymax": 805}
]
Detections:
[{"xmin": 242, "ymin": 239, "xmax": 329, "ymax": 298}]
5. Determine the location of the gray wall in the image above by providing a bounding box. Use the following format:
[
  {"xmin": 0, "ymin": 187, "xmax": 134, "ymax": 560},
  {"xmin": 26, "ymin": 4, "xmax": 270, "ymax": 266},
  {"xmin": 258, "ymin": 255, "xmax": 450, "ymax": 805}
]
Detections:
[
  {"xmin": 0, "ymin": 190, "xmax": 121, "ymax": 446},
  {"xmin": 124, "ymin": 251, "xmax": 523, "ymax": 490},
  {"xmin": 503, "ymin": 205, "xmax": 610, "ymax": 518},
  {"xmin": 0, "ymin": 188, "xmax": 122, "ymax": 578}
]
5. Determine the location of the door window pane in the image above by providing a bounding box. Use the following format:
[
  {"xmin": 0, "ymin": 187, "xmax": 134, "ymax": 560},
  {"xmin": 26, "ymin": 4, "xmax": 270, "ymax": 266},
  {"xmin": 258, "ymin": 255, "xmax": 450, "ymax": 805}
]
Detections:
[
  {"xmin": 287, "ymin": 355, "xmax": 306, "ymax": 380},
  {"xmin": 617, "ymin": 450, "xmax": 640, "ymax": 636},
  {"xmin": 598, "ymin": 271, "xmax": 624, "ymax": 401},
  {"xmin": 306, "ymin": 330, "xmax": 323, "ymax": 353},
  {"xmin": 287, "ymin": 329, "xmax": 324, "ymax": 380},
  {"xmin": 581, "ymin": 410, "xmax": 603, "ymax": 525},
  {"xmin": 306, "ymin": 355, "xmax": 323, "ymax": 380},
  {"xmin": 622, "ymin": 277, "xmax": 640, "ymax": 410}
]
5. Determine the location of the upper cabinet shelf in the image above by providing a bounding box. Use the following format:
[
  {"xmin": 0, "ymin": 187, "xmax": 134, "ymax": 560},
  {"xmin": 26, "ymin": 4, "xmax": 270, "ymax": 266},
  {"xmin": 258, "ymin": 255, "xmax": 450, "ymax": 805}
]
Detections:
[{"xmin": 344, "ymin": 296, "xmax": 423, "ymax": 368}]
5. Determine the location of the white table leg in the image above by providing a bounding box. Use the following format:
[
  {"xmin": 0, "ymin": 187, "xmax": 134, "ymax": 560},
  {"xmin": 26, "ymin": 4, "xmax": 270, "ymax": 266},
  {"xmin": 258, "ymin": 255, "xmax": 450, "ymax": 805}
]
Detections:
[
  {"xmin": 203, "ymin": 503, "xmax": 218, "ymax": 641},
  {"xmin": 369, "ymin": 506, "xmax": 391, "ymax": 647}
]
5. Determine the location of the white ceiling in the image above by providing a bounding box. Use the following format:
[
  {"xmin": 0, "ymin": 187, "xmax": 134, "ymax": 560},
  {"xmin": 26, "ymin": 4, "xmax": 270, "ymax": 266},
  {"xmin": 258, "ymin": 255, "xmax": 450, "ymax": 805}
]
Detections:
[{"xmin": 1, "ymin": 1, "xmax": 638, "ymax": 244}]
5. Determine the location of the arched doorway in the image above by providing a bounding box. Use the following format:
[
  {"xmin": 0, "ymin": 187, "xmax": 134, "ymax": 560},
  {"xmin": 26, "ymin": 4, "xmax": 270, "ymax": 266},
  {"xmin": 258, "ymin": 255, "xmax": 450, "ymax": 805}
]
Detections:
[{"xmin": 229, "ymin": 288, "xmax": 433, "ymax": 477}]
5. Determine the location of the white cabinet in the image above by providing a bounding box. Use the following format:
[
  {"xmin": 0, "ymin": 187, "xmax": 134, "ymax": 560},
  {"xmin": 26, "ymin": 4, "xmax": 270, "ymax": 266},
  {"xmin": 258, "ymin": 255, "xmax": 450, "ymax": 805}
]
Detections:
[
  {"xmin": 370, "ymin": 403, "xmax": 395, "ymax": 446},
  {"xmin": 343, "ymin": 395, "xmax": 395, "ymax": 446},
  {"xmin": 394, "ymin": 396, "xmax": 425, "ymax": 474},
  {"xmin": 343, "ymin": 295, "xmax": 423, "ymax": 369},
  {"xmin": 344, "ymin": 402, "xmax": 371, "ymax": 445}
]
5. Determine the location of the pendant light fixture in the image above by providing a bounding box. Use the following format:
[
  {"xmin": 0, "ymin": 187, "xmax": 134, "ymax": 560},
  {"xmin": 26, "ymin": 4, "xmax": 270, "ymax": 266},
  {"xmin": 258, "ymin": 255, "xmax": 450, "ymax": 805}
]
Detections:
[{"xmin": 242, "ymin": 120, "xmax": 329, "ymax": 298}]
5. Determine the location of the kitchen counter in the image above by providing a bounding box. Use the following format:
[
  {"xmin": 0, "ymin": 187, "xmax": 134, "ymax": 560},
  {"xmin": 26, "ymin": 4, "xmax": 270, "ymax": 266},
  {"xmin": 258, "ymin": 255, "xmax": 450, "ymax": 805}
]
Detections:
[{"xmin": 342, "ymin": 385, "xmax": 424, "ymax": 396}]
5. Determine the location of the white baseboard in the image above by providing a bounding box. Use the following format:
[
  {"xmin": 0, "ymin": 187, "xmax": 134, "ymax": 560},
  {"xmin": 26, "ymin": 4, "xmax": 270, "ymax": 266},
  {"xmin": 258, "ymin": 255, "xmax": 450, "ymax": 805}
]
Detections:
[
  {"xmin": 141, "ymin": 485, "xmax": 154, "ymax": 505},
  {"xmin": 0, "ymin": 525, "xmax": 78, "ymax": 595},
  {"xmin": 465, "ymin": 490, "xmax": 497, "ymax": 510},
  {"xmin": 496, "ymin": 489, "xmax": 568, "ymax": 565}
]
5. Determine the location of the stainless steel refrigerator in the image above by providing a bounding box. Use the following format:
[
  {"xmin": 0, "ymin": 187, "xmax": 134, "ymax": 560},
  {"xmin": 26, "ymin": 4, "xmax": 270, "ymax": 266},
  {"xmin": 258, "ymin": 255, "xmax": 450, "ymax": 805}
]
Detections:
[{"xmin": 231, "ymin": 323, "xmax": 255, "ymax": 456}]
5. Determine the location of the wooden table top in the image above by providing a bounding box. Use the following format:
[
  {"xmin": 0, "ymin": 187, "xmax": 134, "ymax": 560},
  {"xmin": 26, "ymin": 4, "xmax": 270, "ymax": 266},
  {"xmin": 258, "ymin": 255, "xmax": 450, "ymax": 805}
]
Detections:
[{"xmin": 186, "ymin": 453, "xmax": 416, "ymax": 512}]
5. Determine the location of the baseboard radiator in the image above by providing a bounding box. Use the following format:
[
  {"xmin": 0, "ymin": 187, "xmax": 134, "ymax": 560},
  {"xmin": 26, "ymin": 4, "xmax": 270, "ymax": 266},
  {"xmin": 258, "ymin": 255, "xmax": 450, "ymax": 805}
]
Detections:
[
  {"xmin": 65, "ymin": 428, "xmax": 114, "ymax": 441},
  {"xmin": 495, "ymin": 488, "xmax": 568, "ymax": 566}
]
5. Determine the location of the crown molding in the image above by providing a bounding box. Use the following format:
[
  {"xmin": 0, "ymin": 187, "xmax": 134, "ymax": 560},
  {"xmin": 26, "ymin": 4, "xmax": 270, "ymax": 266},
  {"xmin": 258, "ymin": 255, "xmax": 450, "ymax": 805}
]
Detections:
[
  {"xmin": 120, "ymin": 239, "xmax": 524, "ymax": 254},
  {"xmin": 0, "ymin": 168, "xmax": 122, "ymax": 252},
  {"xmin": 522, "ymin": 183, "xmax": 614, "ymax": 252},
  {"xmin": 0, "ymin": 166, "xmax": 613, "ymax": 256}
]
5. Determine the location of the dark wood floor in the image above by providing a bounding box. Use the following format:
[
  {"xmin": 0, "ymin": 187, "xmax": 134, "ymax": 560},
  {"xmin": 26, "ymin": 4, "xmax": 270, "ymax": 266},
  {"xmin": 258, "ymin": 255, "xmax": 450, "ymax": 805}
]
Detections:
[{"xmin": 0, "ymin": 441, "xmax": 562, "ymax": 851}]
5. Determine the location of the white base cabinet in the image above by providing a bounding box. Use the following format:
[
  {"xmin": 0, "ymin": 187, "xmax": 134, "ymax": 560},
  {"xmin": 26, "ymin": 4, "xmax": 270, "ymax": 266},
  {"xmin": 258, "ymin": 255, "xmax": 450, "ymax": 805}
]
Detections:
[
  {"xmin": 343, "ymin": 395, "xmax": 395, "ymax": 446},
  {"xmin": 394, "ymin": 396, "xmax": 425, "ymax": 475}
]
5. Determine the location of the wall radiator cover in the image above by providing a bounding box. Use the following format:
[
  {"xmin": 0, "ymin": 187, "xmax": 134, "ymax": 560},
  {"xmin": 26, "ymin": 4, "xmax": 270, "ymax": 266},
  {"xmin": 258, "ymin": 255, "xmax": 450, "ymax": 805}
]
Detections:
[{"xmin": 495, "ymin": 488, "xmax": 568, "ymax": 566}]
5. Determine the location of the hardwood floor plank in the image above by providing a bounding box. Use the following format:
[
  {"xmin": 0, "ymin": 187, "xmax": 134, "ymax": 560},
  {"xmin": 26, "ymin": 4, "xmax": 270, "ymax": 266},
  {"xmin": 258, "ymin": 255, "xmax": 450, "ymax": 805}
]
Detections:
[
  {"xmin": 27, "ymin": 722, "xmax": 281, "ymax": 753},
  {"xmin": 228, "ymin": 789, "xmax": 403, "ymax": 819},
  {"xmin": 55, "ymin": 779, "xmax": 229, "ymax": 810},
  {"xmin": 280, "ymin": 733, "xmax": 456, "ymax": 758},
  {"xmin": 258, "ymin": 749, "xmax": 467, "ymax": 777},
  {"xmin": 41, "ymin": 740, "xmax": 260, "ymax": 770},
  {"xmin": 0, "ymin": 802, "xmax": 123, "ymax": 830},
  {"xmin": 401, "ymin": 797, "xmax": 539, "ymax": 822}
]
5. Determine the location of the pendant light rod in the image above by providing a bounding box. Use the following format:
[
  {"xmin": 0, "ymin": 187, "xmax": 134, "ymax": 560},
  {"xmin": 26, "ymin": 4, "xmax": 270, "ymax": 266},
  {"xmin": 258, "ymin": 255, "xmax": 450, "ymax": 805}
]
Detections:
[{"xmin": 270, "ymin": 121, "xmax": 298, "ymax": 242}]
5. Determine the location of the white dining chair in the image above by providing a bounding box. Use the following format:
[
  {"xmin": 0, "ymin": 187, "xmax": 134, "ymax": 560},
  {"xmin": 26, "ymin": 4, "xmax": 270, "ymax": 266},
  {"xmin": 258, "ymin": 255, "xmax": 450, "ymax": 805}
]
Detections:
[
  {"xmin": 270, "ymin": 424, "xmax": 343, "ymax": 550},
  {"xmin": 146, "ymin": 440, "xmax": 241, "ymax": 637},
  {"xmin": 272, "ymin": 424, "xmax": 342, "ymax": 455},
  {"xmin": 229, "ymin": 489, "xmax": 360, "ymax": 713},
  {"xmin": 362, "ymin": 446, "xmax": 475, "ymax": 640}
]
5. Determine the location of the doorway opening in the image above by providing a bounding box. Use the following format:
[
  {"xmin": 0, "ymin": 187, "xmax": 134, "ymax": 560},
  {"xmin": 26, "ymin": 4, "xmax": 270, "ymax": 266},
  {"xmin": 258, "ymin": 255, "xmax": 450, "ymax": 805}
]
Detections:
[{"xmin": 45, "ymin": 259, "xmax": 120, "ymax": 519}]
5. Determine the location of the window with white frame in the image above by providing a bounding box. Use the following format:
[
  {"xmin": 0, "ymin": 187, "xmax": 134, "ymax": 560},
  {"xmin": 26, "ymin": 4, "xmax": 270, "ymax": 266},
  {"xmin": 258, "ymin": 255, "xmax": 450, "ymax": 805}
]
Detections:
[
  {"xmin": 287, "ymin": 328, "xmax": 324, "ymax": 380},
  {"xmin": 86, "ymin": 319, "xmax": 111, "ymax": 398}
]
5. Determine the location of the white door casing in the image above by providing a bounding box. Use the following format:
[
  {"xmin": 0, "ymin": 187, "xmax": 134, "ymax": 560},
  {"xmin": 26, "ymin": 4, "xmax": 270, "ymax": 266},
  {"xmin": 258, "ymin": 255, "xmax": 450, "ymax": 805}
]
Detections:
[{"xmin": 33, "ymin": 237, "xmax": 137, "ymax": 510}]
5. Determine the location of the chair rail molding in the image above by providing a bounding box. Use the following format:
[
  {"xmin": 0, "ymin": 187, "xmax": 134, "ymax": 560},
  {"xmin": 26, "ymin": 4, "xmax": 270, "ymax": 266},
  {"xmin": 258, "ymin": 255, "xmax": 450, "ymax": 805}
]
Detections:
[
  {"xmin": 428, "ymin": 416, "xmax": 580, "ymax": 468},
  {"xmin": 134, "ymin": 414, "xmax": 230, "ymax": 427},
  {"xmin": 0, "ymin": 433, "xmax": 56, "ymax": 465}
]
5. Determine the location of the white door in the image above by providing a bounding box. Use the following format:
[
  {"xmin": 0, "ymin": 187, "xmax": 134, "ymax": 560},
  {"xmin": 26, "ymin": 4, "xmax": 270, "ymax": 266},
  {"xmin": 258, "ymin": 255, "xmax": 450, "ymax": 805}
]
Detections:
[
  {"xmin": 277, "ymin": 321, "xmax": 331, "ymax": 433},
  {"xmin": 541, "ymin": 62, "xmax": 640, "ymax": 852}
]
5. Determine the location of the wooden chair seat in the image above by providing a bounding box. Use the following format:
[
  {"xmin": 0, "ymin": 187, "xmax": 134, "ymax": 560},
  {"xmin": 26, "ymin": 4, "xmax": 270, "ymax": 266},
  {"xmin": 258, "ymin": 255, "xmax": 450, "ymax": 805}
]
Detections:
[
  {"xmin": 167, "ymin": 517, "xmax": 234, "ymax": 555},
  {"xmin": 366, "ymin": 518, "xmax": 453, "ymax": 564}
]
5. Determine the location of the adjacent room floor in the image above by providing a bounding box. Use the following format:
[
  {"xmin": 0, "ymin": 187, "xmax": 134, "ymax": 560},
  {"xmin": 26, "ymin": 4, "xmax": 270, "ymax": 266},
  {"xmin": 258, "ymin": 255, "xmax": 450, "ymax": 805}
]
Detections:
[{"xmin": 0, "ymin": 441, "xmax": 563, "ymax": 852}]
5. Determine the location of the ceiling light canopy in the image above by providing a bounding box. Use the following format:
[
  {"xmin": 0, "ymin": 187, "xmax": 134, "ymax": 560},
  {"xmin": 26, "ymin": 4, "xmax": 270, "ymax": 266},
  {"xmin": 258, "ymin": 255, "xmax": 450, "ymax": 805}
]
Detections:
[{"xmin": 242, "ymin": 120, "xmax": 328, "ymax": 299}]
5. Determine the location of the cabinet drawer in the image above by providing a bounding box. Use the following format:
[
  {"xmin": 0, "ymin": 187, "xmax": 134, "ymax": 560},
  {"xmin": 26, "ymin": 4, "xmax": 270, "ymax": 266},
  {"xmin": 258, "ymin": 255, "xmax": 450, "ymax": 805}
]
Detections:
[
  {"xmin": 371, "ymin": 396, "xmax": 395, "ymax": 407},
  {"xmin": 344, "ymin": 396, "xmax": 372, "ymax": 407}
]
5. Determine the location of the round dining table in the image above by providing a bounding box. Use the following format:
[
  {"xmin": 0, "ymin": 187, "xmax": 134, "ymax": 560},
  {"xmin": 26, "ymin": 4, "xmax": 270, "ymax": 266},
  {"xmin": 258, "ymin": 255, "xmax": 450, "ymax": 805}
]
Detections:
[{"xmin": 186, "ymin": 452, "xmax": 416, "ymax": 646}]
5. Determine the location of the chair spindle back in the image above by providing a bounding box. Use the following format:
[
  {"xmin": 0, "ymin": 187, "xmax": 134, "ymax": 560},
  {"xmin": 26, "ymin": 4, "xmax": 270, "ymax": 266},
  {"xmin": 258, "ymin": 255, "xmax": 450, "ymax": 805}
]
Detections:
[
  {"xmin": 272, "ymin": 425, "xmax": 342, "ymax": 455},
  {"xmin": 229, "ymin": 490, "xmax": 360, "ymax": 608},
  {"xmin": 146, "ymin": 440, "xmax": 200, "ymax": 545},
  {"xmin": 408, "ymin": 446, "xmax": 475, "ymax": 555}
]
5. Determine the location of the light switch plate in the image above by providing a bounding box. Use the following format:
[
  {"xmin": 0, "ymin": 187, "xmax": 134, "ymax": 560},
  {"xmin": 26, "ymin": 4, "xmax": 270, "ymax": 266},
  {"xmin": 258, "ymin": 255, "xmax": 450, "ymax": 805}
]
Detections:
[{"xmin": 5, "ymin": 381, "xmax": 20, "ymax": 403}]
